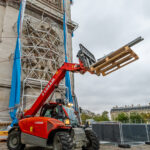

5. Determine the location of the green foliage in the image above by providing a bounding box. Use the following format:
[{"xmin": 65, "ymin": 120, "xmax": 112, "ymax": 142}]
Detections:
[
  {"xmin": 130, "ymin": 112, "xmax": 145, "ymax": 123},
  {"xmin": 115, "ymin": 113, "xmax": 129, "ymax": 123},
  {"xmin": 93, "ymin": 116, "xmax": 103, "ymax": 122},
  {"xmin": 115, "ymin": 112, "xmax": 147, "ymax": 123},
  {"xmin": 141, "ymin": 113, "xmax": 150, "ymax": 122},
  {"xmin": 101, "ymin": 111, "xmax": 110, "ymax": 121},
  {"xmin": 81, "ymin": 111, "xmax": 110, "ymax": 124},
  {"xmin": 81, "ymin": 113, "xmax": 92, "ymax": 124}
]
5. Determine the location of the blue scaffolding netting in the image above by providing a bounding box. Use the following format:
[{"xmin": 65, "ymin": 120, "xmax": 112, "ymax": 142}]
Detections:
[
  {"xmin": 9, "ymin": 1, "xmax": 26, "ymax": 126},
  {"xmin": 63, "ymin": 0, "xmax": 73, "ymax": 104}
]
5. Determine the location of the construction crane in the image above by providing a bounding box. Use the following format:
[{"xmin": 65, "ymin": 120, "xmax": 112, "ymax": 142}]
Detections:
[{"xmin": 7, "ymin": 37, "xmax": 143, "ymax": 150}]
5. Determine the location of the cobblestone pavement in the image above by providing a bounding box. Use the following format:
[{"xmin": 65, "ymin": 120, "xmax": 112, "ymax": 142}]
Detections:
[{"xmin": 0, "ymin": 142, "xmax": 150, "ymax": 150}]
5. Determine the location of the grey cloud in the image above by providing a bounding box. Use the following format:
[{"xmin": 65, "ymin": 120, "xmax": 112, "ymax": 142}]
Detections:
[{"xmin": 71, "ymin": 0, "xmax": 150, "ymax": 114}]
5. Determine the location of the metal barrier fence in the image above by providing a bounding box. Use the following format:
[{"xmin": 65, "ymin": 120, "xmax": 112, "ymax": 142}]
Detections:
[{"xmin": 92, "ymin": 123, "xmax": 150, "ymax": 144}]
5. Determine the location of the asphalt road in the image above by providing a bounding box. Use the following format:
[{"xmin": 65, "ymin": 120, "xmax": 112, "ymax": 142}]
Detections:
[{"xmin": 0, "ymin": 142, "xmax": 150, "ymax": 150}]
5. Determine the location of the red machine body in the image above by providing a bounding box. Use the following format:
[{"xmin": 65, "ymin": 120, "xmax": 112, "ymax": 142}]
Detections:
[
  {"xmin": 19, "ymin": 117, "xmax": 67, "ymax": 139},
  {"xmin": 19, "ymin": 102, "xmax": 71, "ymax": 140}
]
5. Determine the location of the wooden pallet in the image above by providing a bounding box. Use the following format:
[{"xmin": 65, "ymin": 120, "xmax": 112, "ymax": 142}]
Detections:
[{"xmin": 90, "ymin": 46, "xmax": 139, "ymax": 76}]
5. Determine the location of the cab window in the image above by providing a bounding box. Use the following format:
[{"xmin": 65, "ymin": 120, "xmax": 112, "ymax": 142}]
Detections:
[{"xmin": 44, "ymin": 109, "xmax": 52, "ymax": 117}]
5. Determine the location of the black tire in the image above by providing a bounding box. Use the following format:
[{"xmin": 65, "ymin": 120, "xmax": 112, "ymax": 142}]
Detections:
[
  {"xmin": 53, "ymin": 132, "xmax": 73, "ymax": 150},
  {"xmin": 7, "ymin": 130, "xmax": 25, "ymax": 150},
  {"xmin": 83, "ymin": 130, "xmax": 99, "ymax": 150},
  {"xmin": 145, "ymin": 142, "xmax": 150, "ymax": 145},
  {"xmin": 118, "ymin": 144, "xmax": 131, "ymax": 148}
]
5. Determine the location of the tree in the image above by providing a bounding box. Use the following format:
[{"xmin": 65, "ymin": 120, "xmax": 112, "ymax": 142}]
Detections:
[
  {"xmin": 141, "ymin": 113, "xmax": 150, "ymax": 123},
  {"xmin": 81, "ymin": 111, "xmax": 110, "ymax": 123},
  {"xmin": 115, "ymin": 112, "xmax": 146, "ymax": 123},
  {"xmin": 81, "ymin": 113, "xmax": 92, "ymax": 124},
  {"xmin": 93, "ymin": 111, "xmax": 110, "ymax": 122},
  {"xmin": 130, "ymin": 112, "xmax": 145, "ymax": 123},
  {"xmin": 101, "ymin": 111, "xmax": 110, "ymax": 121},
  {"xmin": 115, "ymin": 113, "xmax": 129, "ymax": 123}
]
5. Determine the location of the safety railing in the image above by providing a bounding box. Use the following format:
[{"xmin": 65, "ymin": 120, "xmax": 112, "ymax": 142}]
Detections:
[{"xmin": 92, "ymin": 122, "xmax": 150, "ymax": 145}]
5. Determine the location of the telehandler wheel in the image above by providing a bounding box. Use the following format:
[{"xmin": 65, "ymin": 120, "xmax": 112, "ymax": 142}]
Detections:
[
  {"xmin": 53, "ymin": 132, "xmax": 73, "ymax": 150},
  {"xmin": 7, "ymin": 130, "xmax": 25, "ymax": 150},
  {"xmin": 83, "ymin": 130, "xmax": 99, "ymax": 150}
]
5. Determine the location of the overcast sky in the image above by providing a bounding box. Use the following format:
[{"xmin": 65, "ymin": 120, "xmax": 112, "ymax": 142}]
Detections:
[{"xmin": 71, "ymin": 0, "xmax": 150, "ymax": 114}]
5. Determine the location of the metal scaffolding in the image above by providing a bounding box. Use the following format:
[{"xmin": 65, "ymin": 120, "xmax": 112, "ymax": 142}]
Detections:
[
  {"xmin": 20, "ymin": 14, "xmax": 66, "ymax": 111},
  {"xmin": 0, "ymin": 0, "xmax": 72, "ymax": 122},
  {"xmin": 38, "ymin": 0, "xmax": 62, "ymax": 10}
]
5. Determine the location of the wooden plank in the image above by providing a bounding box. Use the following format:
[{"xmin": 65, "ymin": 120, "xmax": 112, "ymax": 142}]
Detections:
[
  {"xmin": 102, "ymin": 59, "xmax": 138, "ymax": 76},
  {"xmin": 0, "ymin": 131, "xmax": 8, "ymax": 136},
  {"xmin": 90, "ymin": 46, "xmax": 139, "ymax": 76},
  {"xmin": 100, "ymin": 55, "xmax": 134, "ymax": 75},
  {"xmin": 91, "ymin": 49, "xmax": 130, "ymax": 71},
  {"xmin": 91, "ymin": 46, "xmax": 130, "ymax": 68}
]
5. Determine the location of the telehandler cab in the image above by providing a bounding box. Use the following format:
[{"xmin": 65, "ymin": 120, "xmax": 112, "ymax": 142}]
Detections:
[{"xmin": 7, "ymin": 37, "xmax": 143, "ymax": 150}]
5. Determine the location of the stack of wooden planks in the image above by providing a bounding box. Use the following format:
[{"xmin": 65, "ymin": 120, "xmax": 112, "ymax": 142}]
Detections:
[{"xmin": 90, "ymin": 46, "xmax": 139, "ymax": 76}]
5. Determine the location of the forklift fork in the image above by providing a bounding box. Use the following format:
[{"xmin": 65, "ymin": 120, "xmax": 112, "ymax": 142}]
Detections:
[{"xmin": 77, "ymin": 37, "xmax": 143, "ymax": 76}]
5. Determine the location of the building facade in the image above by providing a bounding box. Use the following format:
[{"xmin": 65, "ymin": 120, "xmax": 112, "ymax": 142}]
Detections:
[
  {"xmin": 111, "ymin": 104, "xmax": 150, "ymax": 120},
  {"xmin": 0, "ymin": 0, "xmax": 77, "ymax": 123}
]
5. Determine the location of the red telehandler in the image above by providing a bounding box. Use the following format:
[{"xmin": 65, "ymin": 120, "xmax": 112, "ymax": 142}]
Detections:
[{"xmin": 7, "ymin": 37, "xmax": 143, "ymax": 150}]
